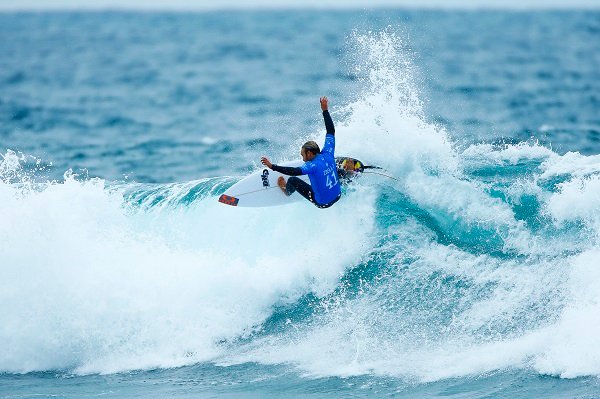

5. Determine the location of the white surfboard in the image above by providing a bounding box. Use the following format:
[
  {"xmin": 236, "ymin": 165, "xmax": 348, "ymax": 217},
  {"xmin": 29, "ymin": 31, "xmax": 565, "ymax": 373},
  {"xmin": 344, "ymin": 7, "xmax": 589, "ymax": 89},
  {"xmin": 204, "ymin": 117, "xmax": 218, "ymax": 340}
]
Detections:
[
  {"xmin": 218, "ymin": 161, "xmax": 310, "ymax": 207},
  {"xmin": 218, "ymin": 157, "xmax": 371, "ymax": 208}
]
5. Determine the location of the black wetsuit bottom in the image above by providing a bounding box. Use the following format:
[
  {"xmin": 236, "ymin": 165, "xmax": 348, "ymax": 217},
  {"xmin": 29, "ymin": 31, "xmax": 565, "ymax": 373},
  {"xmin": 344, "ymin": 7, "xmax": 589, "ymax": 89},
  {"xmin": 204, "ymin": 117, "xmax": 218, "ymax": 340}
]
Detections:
[{"xmin": 285, "ymin": 176, "xmax": 340, "ymax": 209}]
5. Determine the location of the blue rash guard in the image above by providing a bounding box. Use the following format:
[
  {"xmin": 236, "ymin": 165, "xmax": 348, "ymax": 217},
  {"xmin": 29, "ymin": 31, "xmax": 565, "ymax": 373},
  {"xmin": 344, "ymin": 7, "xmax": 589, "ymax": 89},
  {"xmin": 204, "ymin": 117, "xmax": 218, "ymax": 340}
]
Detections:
[
  {"xmin": 271, "ymin": 110, "xmax": 342, "ymax": 207},
  {"xmin": 300, "ymin": 134, "xmax": 341, "ymax": 205}
]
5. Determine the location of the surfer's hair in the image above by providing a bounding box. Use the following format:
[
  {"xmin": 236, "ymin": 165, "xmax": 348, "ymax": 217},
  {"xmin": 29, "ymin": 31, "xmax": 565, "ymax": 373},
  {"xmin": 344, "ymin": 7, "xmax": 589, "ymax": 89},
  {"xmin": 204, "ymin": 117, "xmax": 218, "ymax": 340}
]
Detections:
[{"xmin": 302, "ymin": 141, "xmax": 321, "ymax": 155}]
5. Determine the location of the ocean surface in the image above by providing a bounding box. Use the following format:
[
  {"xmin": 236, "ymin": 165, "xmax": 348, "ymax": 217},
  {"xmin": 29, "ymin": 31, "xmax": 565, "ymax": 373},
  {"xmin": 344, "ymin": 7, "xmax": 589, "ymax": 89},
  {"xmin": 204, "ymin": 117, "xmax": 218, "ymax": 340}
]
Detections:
[{"xmin": 1, "ymin": 9, "xmax": 600, "ymax": 398}]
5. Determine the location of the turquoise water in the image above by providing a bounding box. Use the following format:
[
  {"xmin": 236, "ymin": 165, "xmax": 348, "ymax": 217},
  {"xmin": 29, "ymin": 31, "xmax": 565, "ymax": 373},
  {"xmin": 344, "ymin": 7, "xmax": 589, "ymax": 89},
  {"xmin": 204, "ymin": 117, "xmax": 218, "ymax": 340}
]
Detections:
[{"xmin": 1, "ymin": 10, "xmax": 600, "ymax": 398}]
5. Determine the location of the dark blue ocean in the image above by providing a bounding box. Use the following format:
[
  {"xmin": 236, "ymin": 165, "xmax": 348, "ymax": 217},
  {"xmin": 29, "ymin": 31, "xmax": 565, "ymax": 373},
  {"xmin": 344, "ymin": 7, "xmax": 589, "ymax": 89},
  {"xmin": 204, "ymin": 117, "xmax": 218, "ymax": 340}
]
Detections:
[{"xmin": 1, "ymin": 9, "xmax": 600, "ymax": 398}]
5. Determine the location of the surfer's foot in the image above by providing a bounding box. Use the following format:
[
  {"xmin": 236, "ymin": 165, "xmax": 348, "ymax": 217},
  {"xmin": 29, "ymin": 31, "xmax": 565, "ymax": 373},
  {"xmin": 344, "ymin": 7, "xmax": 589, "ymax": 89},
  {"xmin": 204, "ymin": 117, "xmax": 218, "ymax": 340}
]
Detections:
[{"xmin": 278, "ymin": 176, "xmax": 289, "ymax": 196}]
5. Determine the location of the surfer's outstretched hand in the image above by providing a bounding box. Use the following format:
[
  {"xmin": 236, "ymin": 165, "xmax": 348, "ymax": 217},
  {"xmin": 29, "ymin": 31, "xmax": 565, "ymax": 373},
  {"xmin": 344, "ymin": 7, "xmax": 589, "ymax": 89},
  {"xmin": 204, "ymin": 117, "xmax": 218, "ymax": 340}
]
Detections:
[
  {"xmin": 261, "ymin": 157, "xmax": 273, "ymax": 169},
  {"xmin": 320, "ymin": 96, "xmax": 328, "ymax": 111}
]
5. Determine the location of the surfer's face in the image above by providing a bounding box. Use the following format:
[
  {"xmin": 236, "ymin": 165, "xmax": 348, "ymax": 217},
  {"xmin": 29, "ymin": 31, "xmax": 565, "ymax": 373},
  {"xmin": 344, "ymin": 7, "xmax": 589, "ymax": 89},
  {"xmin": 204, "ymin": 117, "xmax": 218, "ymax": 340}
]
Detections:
[{"xmin": 301, "ymin": 148, "xmax": 315, "ymax": 162}]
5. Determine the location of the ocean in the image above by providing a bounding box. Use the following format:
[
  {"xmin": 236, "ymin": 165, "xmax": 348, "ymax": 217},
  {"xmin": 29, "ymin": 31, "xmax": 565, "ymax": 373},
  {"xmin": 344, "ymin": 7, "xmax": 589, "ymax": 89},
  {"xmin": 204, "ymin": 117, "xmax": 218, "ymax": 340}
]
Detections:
[{"xmin": 1, "ymin": 9, "xmax": 600, "ymax": 398}]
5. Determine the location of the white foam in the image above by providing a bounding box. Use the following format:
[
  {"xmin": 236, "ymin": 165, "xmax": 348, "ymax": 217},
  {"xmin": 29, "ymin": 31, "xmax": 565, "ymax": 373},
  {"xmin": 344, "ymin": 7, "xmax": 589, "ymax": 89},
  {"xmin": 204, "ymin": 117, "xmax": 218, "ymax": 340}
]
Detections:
[
  {"xmin": 545, "ymin": 174, "xmax": 600, "ymax": 228},
  {"xmin": 0, "ymin": 151, "xmax": 376, "ymax": 374},
  {"xmin": 541, "ymin": 151, "xmax": 600, "ymax": 180},
  {"xmin": 461, "ymin": 142, "xmax": 555, "ymax": 166},
  {"xmin": 527, "ymin": 248, "xmax": 600, "ymax": 378},
  {"xmin": 222, "ymin": 239, "xmax": 568, "ymax": 381}
]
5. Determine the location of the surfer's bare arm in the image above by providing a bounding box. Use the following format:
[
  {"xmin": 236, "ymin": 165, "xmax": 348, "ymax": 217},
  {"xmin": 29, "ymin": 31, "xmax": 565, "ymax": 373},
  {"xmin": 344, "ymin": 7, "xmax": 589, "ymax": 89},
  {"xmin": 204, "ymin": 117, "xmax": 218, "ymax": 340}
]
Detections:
[
  {"xmin": 321, "ymin": 96, "xmax": 334, "ymax": 136},
  {"xmin": 262, "ymin": 157, "xmax": 303, "ymax": 176}
]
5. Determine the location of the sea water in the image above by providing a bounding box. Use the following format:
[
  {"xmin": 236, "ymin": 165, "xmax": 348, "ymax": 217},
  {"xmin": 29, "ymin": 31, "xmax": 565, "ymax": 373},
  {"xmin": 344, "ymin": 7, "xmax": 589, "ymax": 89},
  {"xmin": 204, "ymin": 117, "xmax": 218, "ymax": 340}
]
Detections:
[{"xmin": 1, "ymin": 9, "xmax": 600, "ymax": 398}]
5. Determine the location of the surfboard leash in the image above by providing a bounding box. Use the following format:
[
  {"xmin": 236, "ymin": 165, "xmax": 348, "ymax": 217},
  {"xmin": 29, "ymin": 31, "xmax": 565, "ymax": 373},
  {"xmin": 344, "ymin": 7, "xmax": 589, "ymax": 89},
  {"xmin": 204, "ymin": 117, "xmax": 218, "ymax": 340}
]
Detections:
[{"xmin": 362, "ymin": 170, "xmax": 402, "ymax": 182}]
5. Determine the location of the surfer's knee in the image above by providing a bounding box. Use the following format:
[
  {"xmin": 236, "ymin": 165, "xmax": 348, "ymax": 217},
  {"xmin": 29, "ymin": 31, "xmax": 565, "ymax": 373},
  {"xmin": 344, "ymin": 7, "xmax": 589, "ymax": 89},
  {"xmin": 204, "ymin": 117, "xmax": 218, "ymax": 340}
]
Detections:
[{"xmin": 286, "ymin": 176, "xmax": 300, "ymax": 195}]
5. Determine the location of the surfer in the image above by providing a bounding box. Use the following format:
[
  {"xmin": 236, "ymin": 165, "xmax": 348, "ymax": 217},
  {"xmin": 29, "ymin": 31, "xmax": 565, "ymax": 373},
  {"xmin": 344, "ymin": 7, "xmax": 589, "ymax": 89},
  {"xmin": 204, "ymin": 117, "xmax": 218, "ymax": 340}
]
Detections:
[{"xmin": 261, "ymin": 96, "xmax": 341, "ymax": 208}]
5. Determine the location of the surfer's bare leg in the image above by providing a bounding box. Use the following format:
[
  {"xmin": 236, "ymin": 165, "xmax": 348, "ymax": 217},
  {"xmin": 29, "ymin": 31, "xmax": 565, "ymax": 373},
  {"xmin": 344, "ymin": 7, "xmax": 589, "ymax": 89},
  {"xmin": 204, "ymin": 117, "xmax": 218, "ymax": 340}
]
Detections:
[{"xmin": 277, "ymin": 176, "xmax": 289, "ymax": 196}]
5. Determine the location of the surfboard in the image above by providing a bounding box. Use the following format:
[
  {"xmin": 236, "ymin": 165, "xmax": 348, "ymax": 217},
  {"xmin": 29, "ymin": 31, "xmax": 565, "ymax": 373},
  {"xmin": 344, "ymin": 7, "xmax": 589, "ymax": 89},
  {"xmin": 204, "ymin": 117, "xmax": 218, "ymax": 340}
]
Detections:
[{"xmin": 218, "ymin": 157, "xmax": 366, "ymax": 207}]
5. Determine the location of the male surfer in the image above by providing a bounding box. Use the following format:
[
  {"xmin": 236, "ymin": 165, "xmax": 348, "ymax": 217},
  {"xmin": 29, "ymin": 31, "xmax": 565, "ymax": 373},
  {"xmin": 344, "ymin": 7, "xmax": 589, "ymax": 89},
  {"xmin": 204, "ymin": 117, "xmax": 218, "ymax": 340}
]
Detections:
[{"xmin": 261, "ymin": 96, "xmax": 341, "ymax": 208}]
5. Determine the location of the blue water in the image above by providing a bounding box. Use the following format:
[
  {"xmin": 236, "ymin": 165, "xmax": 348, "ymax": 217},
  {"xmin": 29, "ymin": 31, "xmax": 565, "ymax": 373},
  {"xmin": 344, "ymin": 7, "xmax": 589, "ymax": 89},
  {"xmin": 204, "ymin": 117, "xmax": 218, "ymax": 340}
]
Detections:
[{"xmin": 1, "ymin": 9, "xmax": 600, "ymax": 398}]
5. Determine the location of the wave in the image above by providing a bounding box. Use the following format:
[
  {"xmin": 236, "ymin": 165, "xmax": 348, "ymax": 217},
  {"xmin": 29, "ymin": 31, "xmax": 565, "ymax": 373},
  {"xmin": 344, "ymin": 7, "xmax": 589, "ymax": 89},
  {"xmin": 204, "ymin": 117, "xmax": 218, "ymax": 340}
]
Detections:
[{"xmin": 2, "ymin": 31, "xmax": 600, "ymax": 382}]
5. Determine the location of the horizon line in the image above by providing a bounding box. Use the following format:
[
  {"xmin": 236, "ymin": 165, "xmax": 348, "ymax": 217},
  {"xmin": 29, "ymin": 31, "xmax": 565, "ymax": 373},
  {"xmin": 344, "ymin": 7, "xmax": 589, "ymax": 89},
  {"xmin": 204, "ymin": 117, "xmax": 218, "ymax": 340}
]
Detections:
[{"xmin": 1, "ymin": 4, "xmax": 599, "ymax": 12}]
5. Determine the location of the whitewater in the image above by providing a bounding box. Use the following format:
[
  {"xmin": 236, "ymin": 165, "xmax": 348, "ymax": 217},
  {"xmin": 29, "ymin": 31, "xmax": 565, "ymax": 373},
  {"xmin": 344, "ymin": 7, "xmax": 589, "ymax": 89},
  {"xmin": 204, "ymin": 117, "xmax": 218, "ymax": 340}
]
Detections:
[{"xmin": 1, "ymin": 10, "xmax": 600, "ymax": 399}]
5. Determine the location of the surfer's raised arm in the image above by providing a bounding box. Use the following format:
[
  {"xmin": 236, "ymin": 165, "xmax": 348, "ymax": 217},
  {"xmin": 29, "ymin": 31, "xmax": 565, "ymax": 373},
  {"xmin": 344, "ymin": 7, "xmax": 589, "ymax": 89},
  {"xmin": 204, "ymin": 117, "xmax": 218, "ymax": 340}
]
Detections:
[{"xmin": 321, "ymin": 96, "xmax": 335, "ymax": 136}]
